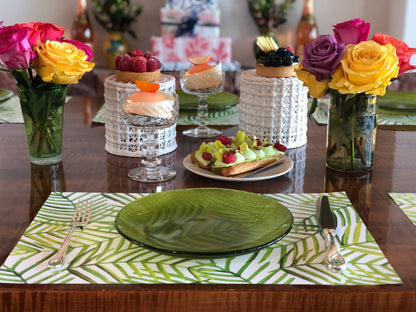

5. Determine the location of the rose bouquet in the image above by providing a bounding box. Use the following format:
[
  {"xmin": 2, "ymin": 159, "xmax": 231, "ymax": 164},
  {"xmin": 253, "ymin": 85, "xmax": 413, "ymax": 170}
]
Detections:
[
  {"xmin": 0, "ymin": 21, "xmax": 95, "ymax": 165},
  {"xmin": 295, "ymin": 18, "xmax": 416, "ymax": 172}
]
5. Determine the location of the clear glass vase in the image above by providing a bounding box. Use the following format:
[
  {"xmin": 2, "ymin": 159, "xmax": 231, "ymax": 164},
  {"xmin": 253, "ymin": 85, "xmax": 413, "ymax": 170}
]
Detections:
[
  {"xmin": 326, "ymin": 90, "xmax": 378, "ymax": 173},
  {"xmin": 17, "ymin": 83, "xmax": 67, "ymax": 165}
]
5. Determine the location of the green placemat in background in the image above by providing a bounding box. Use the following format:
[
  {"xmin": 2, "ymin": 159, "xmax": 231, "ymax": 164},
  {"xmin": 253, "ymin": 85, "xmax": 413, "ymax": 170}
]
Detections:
[{"xmin": 177, "ymin": 90, "xmax": 239, "ymax": 110}]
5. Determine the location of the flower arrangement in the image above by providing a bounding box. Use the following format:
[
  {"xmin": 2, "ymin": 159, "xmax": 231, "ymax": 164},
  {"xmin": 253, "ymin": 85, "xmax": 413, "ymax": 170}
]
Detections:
[
  {"xmin": 92, "ymin": 0, "xmax": 143, "ymax": 38},
  {"xmin": 0, "ymin": 21, "xmax": 95, "ymax": 165},
  {"xmin": 0, "ymin": 21, "xmax": 94, "ymax": 87},
  {"xmin": 296, "ymin": 18, "xmax": 416, "ymax": 172},
  {"xmin": 296, "ymin": 18, "xmax": 416, "ymax": 109},
  {"xmin": 248, "ymin": 0, "xmax": 296, "ymax": 31}
]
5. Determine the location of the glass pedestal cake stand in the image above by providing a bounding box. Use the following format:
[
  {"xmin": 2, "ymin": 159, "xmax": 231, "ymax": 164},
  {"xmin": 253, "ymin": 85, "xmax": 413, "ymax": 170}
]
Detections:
[
  {"xmin": 180, "ymin": 71, "xmax": 225, "ymax": 138},
  {"xmin": 123, "ymin": 95, "xmax": 179, "ymax": 182}
]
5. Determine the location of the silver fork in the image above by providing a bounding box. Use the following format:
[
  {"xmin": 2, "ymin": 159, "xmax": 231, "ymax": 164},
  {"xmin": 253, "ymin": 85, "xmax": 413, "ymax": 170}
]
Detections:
[{"xmin": 48, "ymin": 200, "xmax": 93, "ymax": 269}]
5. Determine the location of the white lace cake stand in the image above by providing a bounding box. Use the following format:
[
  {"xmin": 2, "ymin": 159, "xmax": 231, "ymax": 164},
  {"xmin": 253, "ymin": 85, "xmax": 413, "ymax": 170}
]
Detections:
[
  {"xmin": 239, "ymin": 70, "xmax": 309, "ymax": 149},
  {"xmin": 104, "ymin": 74, "xmax": 176, "ymax": 157}
]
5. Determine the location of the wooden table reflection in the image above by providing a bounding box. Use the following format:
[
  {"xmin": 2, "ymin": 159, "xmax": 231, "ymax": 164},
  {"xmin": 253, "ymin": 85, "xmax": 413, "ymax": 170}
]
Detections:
[{"xmin": 0, "ymin": 96, "xmax": 415, "ymax": 311}]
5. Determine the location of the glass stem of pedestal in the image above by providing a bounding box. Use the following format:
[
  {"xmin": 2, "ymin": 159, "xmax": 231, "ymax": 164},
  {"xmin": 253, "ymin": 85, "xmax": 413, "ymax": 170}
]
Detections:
[
  {"xmin": 197, "ymin": 95, "xmax": 209, "ymax": 132},
  {"xmin": 142, "ymin": 130, "xmax": 162, "ymax": 180}
]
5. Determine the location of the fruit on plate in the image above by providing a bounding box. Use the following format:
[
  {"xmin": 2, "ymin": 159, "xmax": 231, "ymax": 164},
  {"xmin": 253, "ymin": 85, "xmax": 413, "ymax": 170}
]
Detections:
[
  {"xmin": 190, "ymin": 131, "xmax": 287, "ymax": 177},
  {"xmin": 115, "ymin": 49, "xmax": 162, "ymax": 83}
]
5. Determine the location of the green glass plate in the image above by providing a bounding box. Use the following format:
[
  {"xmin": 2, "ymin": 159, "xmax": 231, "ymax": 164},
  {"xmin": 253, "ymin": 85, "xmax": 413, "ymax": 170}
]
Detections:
[
  {"xmin": 378, "ymin": 91, "xmax": 416, "ymax": 110},
  {"xmin": 177, "ymin": 90, "xmax": 239, "ymax": 110},
  {"xmin": 115, "ymin": 188, "xmax": 293, "ymax": 257},
  {"xmin": 0, "ymin": 89, "xmax": 13, "ymax": 102}
]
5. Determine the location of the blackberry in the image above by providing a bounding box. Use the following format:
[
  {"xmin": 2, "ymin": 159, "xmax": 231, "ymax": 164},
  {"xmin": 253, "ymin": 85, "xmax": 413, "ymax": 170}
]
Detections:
[
  {"xmin": 272, "ymin": 55, "xmax": 283, "ymax": 67},
  {"xmin": 282, "ymin": 55, "xmax": 293, "ymax": 66},
  {"xmin": 293, "ymin": 55, "xmax": 301, "ymax": 63}
]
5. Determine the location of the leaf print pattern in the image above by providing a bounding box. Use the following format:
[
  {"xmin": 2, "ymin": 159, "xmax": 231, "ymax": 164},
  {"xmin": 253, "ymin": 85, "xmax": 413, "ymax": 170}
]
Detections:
[{"xmin": 0, "ymin": 192, "xmax": 401, "ymax": 285}]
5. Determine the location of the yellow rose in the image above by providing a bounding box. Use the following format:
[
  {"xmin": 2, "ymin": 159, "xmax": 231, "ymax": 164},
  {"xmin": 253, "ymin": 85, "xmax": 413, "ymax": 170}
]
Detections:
[
  {"xmin": 328, "ymin": 41, "xmax": 399, "ymax": 96},
  {"xmin": 33, "ymin": 40, "xmax": 95, "ymax": 84},
  {"xmin": 295, "ymin": 64, "xmax": 329, "ymax": 98}
]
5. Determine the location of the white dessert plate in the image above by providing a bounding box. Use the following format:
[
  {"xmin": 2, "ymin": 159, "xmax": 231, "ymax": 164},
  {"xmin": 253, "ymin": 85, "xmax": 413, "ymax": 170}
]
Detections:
[{"xmin": 183, "ymin": 154, "xmax": 293, "ymax": 182}]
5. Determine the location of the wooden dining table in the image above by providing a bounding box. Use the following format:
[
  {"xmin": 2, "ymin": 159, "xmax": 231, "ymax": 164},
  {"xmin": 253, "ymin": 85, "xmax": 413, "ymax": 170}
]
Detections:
[{"xmin": 0, "ymin": 95, "xmax": 415, "ymax": 311}]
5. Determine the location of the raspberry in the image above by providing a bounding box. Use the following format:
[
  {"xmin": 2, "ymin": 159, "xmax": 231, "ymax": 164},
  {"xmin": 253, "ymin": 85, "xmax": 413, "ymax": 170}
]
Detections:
[
  {"xmin": 202, "ymin": 152, "xmax": 212, "ymax": 161},
  {"xmin": 153, "ymin": 57, "xmax": 161, "ymax": 69},
  {"xmin": 274, "ymin": 142, "xmax": 287, "ymax": 152},
  {"xmin": 222, "ymin": 152, "xmax": 237, "ymax": 164},
  {"xmin": 218, "ymin": 135, "xmax": 232, "ymax": 146},
  {"xmin": 286, "ymin": 46, "xmax": 294, "ymax": 53},
  {"xmin": 146, "ymin": 58, "xmax": 158, "ymax": 72},
  {"xmin": 143, "ymin": 52, "xmax": 153, "ymax": 59},
  {"xmin": 131, "ymin": 56, "xmax": 147, "ymax": 73},
  {"xmin": 255, "ymin": 138, "xmax": 263, "ymax": 146},
  {"xmin": 115, "ymin": 54, "xmax": 132, "ymax": 71},
  {"xmin": 130, "ymin": 48, "xmax": 142, "ymax": 57}
]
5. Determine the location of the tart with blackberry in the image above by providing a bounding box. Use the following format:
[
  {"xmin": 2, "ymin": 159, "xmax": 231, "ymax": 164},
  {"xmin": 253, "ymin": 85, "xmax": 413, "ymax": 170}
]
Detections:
[{"xmin": 255, "ymin": 36, "xmax": 301, "ymax": 78}]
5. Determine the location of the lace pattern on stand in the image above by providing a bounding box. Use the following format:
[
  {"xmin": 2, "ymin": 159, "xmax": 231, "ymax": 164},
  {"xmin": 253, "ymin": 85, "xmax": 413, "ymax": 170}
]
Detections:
[
  {"xmin": 104, "ymin": 74, "xmax": 176, "ymax": 157},
  {"xmin": 239, "ymin": 70, "xmax": 308, "ymax": 149}
]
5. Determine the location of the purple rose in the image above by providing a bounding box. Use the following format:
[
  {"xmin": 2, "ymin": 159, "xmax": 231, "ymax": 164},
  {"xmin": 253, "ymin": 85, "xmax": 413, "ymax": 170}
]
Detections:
[
  {"xmin": 302, "ymin": 35, "xmax": 345, "ymax": 81},
  {"xmin": 333, "ymin": 18, "xmax": 370, "ymax": 44},
  {"xmin": 0, "ymin": 25, "xmax": 36, "ymax": 69},
  {"xmin": 60, "ymin": 39, "xmax": 94, "ymax": 61}
]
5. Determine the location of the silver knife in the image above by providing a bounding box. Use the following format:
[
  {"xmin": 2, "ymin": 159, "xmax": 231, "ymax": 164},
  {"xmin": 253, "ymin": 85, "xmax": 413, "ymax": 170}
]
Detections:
[{"xmin": 316, "ymin": 195, "xmax": 346, "ymax": 273}]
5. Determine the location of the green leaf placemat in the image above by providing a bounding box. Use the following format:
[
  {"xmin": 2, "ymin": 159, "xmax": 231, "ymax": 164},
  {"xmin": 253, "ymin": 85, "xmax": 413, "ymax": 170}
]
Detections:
[
  {"xmin": 310, "ymin": 96, "xmax": 416, "ymax": 129},
  {"xmin": 389, "ymin": 193, "xmax": 416, "ymax": 227},
  {"xmin": 177, "ymin": 90, "xmax": 239, "ymax": 110},
  {"xmin": 0, "ymin": 96, "xmax": 72, "ymax": 124},
  {"xmin": 92, "ymin": 104, "xmax": 240, "ymax": 126},
  {"xmin": 0, "ymin": 192, "xmax": 401, "ymax": 285},
  {"xmin": 378, "ymin": 91, "xmax": 416, "ymax": 110}
]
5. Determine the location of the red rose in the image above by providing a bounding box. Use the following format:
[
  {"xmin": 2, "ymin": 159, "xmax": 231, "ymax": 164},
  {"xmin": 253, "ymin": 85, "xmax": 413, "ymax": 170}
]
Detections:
[
  {"xmin": 333, "ymin": 18, "xmax": 370, "ymax": 44},
  {"xmin": 16, "ymin": 22, "xmax": 64, "ymax": 47},
  {"xmin": 372, "ymin": 33, "xmax": 416, "ymax": 77}
]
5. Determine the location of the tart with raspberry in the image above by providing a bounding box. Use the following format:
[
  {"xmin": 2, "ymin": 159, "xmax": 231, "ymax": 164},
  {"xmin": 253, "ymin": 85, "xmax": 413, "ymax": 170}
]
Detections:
[{"xmin": 115, "ymin": 49, "xmax": 161, "ymax": 83}]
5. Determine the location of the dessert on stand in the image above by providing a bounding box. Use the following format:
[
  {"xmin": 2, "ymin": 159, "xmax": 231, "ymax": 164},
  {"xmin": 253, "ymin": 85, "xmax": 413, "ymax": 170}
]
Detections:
[
  {"xmin": 239, "ymin": 37, "xmax": 309, "ymax": 149},
  {"xmin": 122, "ymin": 81, "xmax": 179, "ymax": 182},
  {"xmin": 180, "ymin": 56, "xmax": 225, "ymax": 138},
  {"xmin": 103, "ymin": 49, "xmax": 177, "ymax": 158}
]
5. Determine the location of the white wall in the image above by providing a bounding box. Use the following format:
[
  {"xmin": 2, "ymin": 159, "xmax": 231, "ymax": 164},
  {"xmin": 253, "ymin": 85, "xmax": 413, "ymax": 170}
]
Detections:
[{"xmin": 1, "ymin": 0, "xmax": 415, "ymax": 68}]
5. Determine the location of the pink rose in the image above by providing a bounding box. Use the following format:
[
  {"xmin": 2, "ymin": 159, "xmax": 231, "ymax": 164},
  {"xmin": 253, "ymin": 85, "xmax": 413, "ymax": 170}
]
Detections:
[
  {"xmin": 333, "ymin": 18, "xmax": 370, "ymax": 44},
  {"xmin": 60, "ymin": 39, "xmax": 94, "ymax": 61},
  {"xmin": 16, "ymin": 22, "xmax": 64, "ymax": 47},
  {"xmin": 372, "ymin": 33, "xmax": 416, "ymax": 76},
  {"xmin": 0, "ymin": 25, "xmax": 36, "ymax": 69}
]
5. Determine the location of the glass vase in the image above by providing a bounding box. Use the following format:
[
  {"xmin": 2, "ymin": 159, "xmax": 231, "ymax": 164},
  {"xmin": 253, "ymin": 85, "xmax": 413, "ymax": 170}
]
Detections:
[
  {"xmin": 17, "ymin": 84, "xmax": 67, "ymax": 165},
  {"xmin": 326, "ymin": 90, "xmax": 378, "ymax": 173}
]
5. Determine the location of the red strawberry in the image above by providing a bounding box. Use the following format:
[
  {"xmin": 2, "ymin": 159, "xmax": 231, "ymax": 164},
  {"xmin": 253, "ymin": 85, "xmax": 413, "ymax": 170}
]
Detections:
[
  {"xmin": 146, "ymin": 58, "xmax": 158, "ymax": 72},
  {"xmin": 131, "ymin": 56, "xmax": 147, "ymax": 73},
  {"xmin": 143, "ymin": 52, "xmax": 153, "ymax": 59},
  {"xmin": 218, "ymin": 135, "xmax": 232, "ymax": 146},
  {"xmin": 222, "ymin": 152, "xmax": 237, "ymax": 164},
  {"xmin": 115, "ymin": 54, "xmax": 132, "ymax": 71},
  {"xmin": 255, "ymin": 138, "xmax": 263, "ymax": 146},
  {"xmin": 274, "ymin": 142, "xmax": 287, "ymax": 152},
  {"xmin": 202, "ymin": 152, "xmax": 212, "ymax": 161},
  {"xmin": 130, "ymin": 48, "xmax": 142, "ymax": 57}
]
